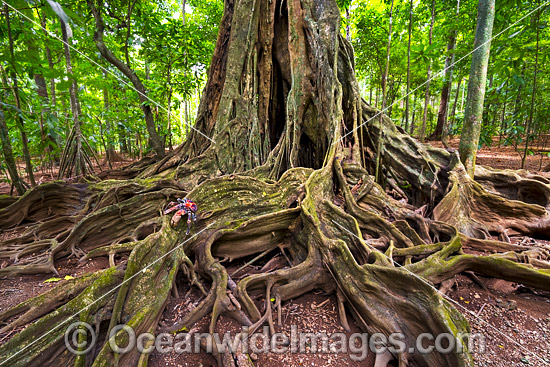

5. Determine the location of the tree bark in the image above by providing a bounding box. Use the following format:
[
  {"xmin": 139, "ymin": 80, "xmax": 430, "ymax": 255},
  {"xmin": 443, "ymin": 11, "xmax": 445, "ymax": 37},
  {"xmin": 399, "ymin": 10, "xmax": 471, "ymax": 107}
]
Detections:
[
  {"xmin": 375, "ymin": 0, "xmax": 395, "ymax": 183},
  {"xmin": 167, "ymin": 62, "xmax": 173, "ymax": 151},
  {"xmin": 56, "ymin": 15, "xmax": 94, "ymax": 178},
  {"xmin": 40, "ymin": 10, "xmax": 57, "ymax": 112},
  {"xmin": 521, "ymin": 2, "xmax": 540, "ymax": 169},
  {"xmin": 447, "ymin": 77, "xmax": 462, "ymax": 142},
  {"xmin": 409, "ymin": 92, "xmax": 417, "ymax": 134},
  {"xmin": 0, "ymin": 107, "xmax": 26, "ymax": 195},
  {"xmin": 101, "ymin": 68, "xmax": 119, "ymax": 165},
  {"xmin": 4, "ymin": 5, "xmax": 36, "ymax": 186},
  {"xmin": 404, "ymin": 0, "xmax": 413, "ymax": 132},
  {"xmin": 497, "ymin": 80, "xmax": 508, "ymax": 147},
  {"xmin": 420, "ymin": 0, "xmax": 435, "ymax": 143},
  {"xmin": 33, "ymin": 72, "xmax": 49, "ymax": 157},
  {"xmin": 88, "ymin": 0, "xmax": 165, "ymax": 158},
  {"xmin": 20, "ymin": 8, "xmax": 58, "ymax": 165},
  {"xmin": 40, "ymin": 9, "xmax": 59, "ymax": 169},
  {"xmin": 432, "ymin": 0, "xmax": 460, "ymax": 142},
  {"xmin": 459, "ymin": 0, "xmax": 495, "ymax": 177}
]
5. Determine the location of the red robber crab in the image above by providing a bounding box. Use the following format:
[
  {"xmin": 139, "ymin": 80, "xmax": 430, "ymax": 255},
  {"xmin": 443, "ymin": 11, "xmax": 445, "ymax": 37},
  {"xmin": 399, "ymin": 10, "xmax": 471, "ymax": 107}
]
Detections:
[{"xmin": 163, "ymin": 198, "xmax": 198, "ymax": 235}]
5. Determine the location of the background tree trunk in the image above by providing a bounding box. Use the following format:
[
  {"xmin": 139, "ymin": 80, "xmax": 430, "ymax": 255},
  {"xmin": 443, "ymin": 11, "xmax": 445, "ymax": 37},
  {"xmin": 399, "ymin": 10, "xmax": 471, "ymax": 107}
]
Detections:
[
  {"xmin": 20, "ymin": 8, "xmax": 58, "ymax": 166},
  {"xmin": 375, "ymin": 0, "xmax": 394, "ymax": 183},
  {"xmin": 4, "ymin": 5, "xmax": 36, "ymax": 186},
  {"xmin": 167, "ymin": 62, "xmax": 173, "ymax": 151},
  {"xmin": 459, "ymin": 0, "xmax": 495, "ymax": 176},
  {"xmin": 497, "ymin": 80, "xmax": 508, "ymax": 147},
  {"xmin": 447, "ymin": 77, "xmax": 462, "ymax": 142},
  {"xmin": 102, "ymin": 68, "xmax": 119, "ymax": 165},
  {"xmin": 404, "ymin": 0, "xmax": 413, "ymax": 133},
  {"xmin": 420, "ymin": 0, "xmax": 435, "ymax": 143},
  {"xmin": 40, "ymin": 10, "xmax": 57, "ymax": 119},
  {"xmin": 432, "ymin": 0, "xmax": 460, "ymax": 142},
  {"xmin": 57, "ymin": 15, "xmax": 94, "ymax": 178},
  {"xmin": 0, "ymin": 107, "xmax": 26, "ymax": 195},
  {"xmin": 521, "ymin": 1, "xmax": 540, "ymax": 169},
  {"xmin": 88, "ymin": 0, "xmax": 165, "ymax": 158}
]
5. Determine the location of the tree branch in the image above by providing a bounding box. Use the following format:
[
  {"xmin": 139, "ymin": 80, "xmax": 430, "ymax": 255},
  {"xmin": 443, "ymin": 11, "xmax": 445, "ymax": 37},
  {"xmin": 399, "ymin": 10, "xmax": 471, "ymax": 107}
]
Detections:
[{"xmin": 87, "ymin": 0, "xmax": 165, "ymax": 157}]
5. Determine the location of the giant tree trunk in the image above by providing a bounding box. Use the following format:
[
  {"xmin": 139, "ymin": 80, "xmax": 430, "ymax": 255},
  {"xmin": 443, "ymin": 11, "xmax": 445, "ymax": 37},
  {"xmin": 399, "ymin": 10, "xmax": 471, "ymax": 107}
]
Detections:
[{"xmin": 1, "ymin": 1, "xmax": 550, "ymax": 367}]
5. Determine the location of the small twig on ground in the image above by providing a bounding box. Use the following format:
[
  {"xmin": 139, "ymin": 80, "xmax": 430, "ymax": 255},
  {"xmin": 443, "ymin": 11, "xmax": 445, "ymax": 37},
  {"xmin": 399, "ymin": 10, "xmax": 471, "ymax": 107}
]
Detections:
[
  {"xmin": 311, "ymin": 298, "xmax": 329, "ymax": 309},
  {"xmin": 475, "ymin": 303, "xmax": 487, "ymax": 318},
  {"xmin": 229, "ymin": 249, "xmax": 271, "ymax": 277}
]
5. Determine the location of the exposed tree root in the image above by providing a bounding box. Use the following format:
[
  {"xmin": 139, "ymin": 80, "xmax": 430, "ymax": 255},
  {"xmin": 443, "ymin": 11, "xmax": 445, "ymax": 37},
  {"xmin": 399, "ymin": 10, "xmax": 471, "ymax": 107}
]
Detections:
[
  {"xmin": 0, "ymin": 195, "xmax": 18, "ymax": 210},
  {"xmin": 434, "ymin": 165, "xmax": 550, "ymax": 239},
  {"xmin": 0, "ymin": 267, "xmax": 124, "ymax": 365},
  {"xmin": 474, "ymin": 165, "xmax": 550, "ymax": 208},
  {"xmin": 2, "ymin": 127, "xmax": 550, "ymax": 366},
  {"xmin": 0, "ymin": 269, "xmax": 110, "ymax": 334},
  {"xmin": 0, "ymin": 182, "xmax": 90, "ymax": 230}
]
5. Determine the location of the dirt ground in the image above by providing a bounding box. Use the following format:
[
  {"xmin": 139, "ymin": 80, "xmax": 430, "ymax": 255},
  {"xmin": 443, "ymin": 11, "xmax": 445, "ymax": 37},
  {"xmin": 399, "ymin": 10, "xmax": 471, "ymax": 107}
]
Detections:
[
  {"xmin": 430, "ymin": 135, "xmax": 550, "ymax": 173},
  {"xmin": 1, "ymin": 142, "xmax": 550, "ymax": 366},
  {"xmin": 449, "ymin": 274, "xmax": 550, "ymax": 366},
  {"xmin": 0, "ymin": 256, "xmax": 111, "ymax": 345},
  {"xmin": 2, "ymin": 248, "xmax": 548, "ymax": 366},
  {"xmin": 0, "ymin": 154, "xmax": 132, "ymax": 195}
]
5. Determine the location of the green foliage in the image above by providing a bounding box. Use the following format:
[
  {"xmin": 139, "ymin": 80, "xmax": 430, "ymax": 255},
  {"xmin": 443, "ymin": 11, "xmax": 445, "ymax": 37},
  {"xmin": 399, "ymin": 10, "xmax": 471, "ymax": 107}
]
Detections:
[
  {"xmin": 1, "ymin": 0, "xmax": 549, "ymax": 175},
  {"xmin": 0, "ymin": 0, "xmax": 222, "ymax": 169},
  {"xmin": 345, "ymin": 0, "xmax": 550, "ymax": 164},
  {"xmin": 336, "ymin": 0, "xmax": 353, "ymax": 10}
]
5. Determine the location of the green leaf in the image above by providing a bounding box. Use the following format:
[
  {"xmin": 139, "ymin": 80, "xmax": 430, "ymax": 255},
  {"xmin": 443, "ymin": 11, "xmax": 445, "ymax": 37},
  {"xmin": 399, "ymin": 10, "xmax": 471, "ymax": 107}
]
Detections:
[
  {"xmin": 43, "ymin": 277, "xmax": 62, "ymax": 283},
  {"xmin": 507, "ymin": 29, "xmax": 523, "ymax": 39}
]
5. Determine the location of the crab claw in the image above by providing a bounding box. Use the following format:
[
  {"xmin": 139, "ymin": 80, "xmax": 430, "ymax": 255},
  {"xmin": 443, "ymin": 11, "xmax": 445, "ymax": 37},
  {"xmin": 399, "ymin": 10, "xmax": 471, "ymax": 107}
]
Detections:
[
  {"xmin": 171, "ymin": 214, "xmax": 182, "ymax": 227},
  {"xmin": 164, "ymin": 203, "xmax": 177, "ymax": 214}
]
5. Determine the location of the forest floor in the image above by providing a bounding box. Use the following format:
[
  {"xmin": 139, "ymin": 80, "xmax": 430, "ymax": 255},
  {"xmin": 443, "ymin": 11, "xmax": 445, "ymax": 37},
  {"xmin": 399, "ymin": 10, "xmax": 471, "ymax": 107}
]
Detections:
[
  {"xmin": 146, "ymin": 256, "xmax": 550, "ymax": 367},
  {"xmin": 1, "ymin": 139, "xmax": 550, "ymax": 366},
  {"xmin": 430, "ymin": 135, "xmax": 550, "ymax": 173},
  {"xmin": 0, "ymin": 155, "xmax": 132, "ymax": 195}
]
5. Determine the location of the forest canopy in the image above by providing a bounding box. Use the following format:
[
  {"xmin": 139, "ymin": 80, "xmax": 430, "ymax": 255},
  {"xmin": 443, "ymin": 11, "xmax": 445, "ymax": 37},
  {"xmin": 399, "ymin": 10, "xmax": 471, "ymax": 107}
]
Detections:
[{"xmin": 0, "ymin": 0, "xmax": 548, "ymax": 176}]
